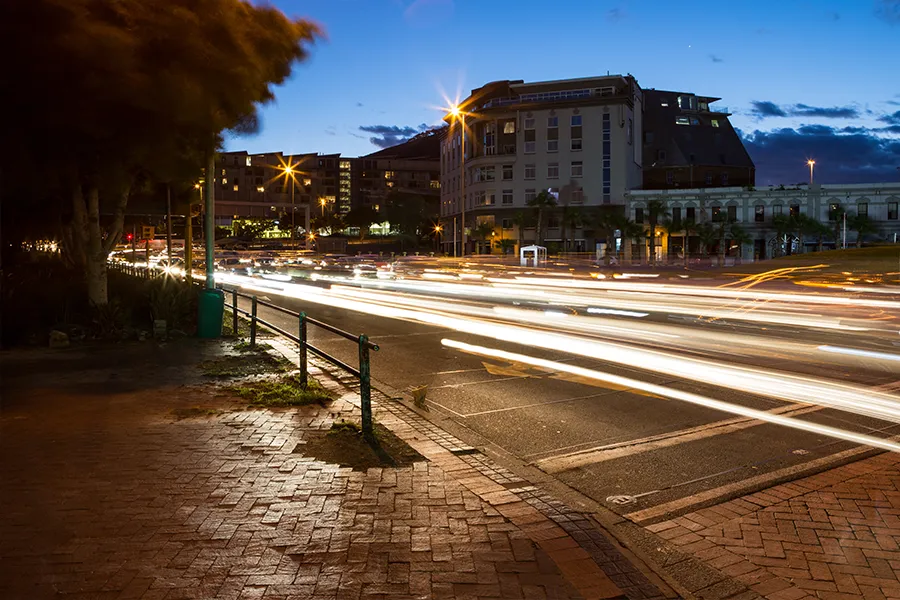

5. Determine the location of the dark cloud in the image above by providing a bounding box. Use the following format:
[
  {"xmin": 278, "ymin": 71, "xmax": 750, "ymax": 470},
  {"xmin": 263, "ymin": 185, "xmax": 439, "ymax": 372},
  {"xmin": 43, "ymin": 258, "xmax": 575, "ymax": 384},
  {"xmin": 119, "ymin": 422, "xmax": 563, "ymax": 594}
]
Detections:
[
  {"xmin": 879, "ymin": 110, "xmax": 900, "ymax": 125},
  {"xmin": 606, "ymin": 7, "xmax": 625, "ymax": 21},
  {"xmin": 741, "ymin": 126, "xmax": 900, "ymax": 185},
  {"xmin": 750, "ymin": 101, "xmax": 787, "ymax": 118},
  {"xmin": 875, "ymin": 0, "xmax": 900, "ymax": 23},
  {"xmin": 750, "ymin": 100, "xmax": 859, "ymax": 119},
  {"xmin": 709, "ymin": 54, "xmax": 724, "ymax": 63},
  {"xmin": 359, "ymin": 123, "xmax": 429, "ymax": 149}
]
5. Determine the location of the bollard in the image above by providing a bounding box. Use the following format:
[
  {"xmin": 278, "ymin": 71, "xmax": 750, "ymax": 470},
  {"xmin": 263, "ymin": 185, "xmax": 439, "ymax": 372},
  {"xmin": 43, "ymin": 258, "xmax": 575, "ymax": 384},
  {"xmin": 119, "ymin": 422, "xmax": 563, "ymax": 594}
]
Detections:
[
  {"xmin": 232, "ymin": 288, "xmax": 239, "ymax": 335},
  {"xmin": 358, "ymin": 334, "xmax": 372, "ymax": 440},
  {"xmin": 250, "ymin": 296, "xmax": 258, "ymax": 347},
  {"xmin": 298, "ymin": 312, "xmax": 308, "ymax": 386}
]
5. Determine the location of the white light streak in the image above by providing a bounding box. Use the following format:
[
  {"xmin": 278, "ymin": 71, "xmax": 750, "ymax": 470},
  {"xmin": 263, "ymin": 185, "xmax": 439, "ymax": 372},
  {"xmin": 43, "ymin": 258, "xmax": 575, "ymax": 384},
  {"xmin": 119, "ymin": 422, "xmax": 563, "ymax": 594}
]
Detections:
[{"xmin": 818, "ymin": 346, "xmax": 900, "ymax": 363}]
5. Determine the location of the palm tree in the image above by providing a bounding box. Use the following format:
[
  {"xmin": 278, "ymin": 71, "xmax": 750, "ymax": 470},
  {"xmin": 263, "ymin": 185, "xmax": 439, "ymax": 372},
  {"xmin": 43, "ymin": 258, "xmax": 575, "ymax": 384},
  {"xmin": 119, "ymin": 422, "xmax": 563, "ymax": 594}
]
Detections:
[
  {"xmin": 593, "ymin": 210, "xmax": 620, "ymax": 264},
  {"xmin": 808, "ymin": 219, "xmax": 832, "ymax": 252},
  {"xmin": 729, "ymin": 223, "xmax": 753, "ymax": 264},
  {"xmin": 473, "ymin": 222, "xmax": 495, "ymax": 254},
  {"xmin": 829, "ymin": 203, "xmax": 846, "ymax": 247},
  {"xmin": 616, "ymin": 216, "xmax": 644, "ymax": 264},
  {"xmin": 695, "ymin": 222, "xmax": 718, "ymax": 261},
  {"xmin": 659, "ymin": 218, "xmax": 682, "ymax": 264},
  {"xmin": 647, "ymin": 200, "xmax": 668, "ymax": 266},
  {"xmin": 772, "ymin": 214, "xmax": 792, "ymax": 257},
  {"xmin": 527, "ymin": 190, "xmax": 557, "ymax": 246},
  {"xmin": 790, "ymin": 213, "xmax": 815, "ymax": 254},
  {"xmin": 560, "ymin": 206, "xmax": 584, "ymax": 254},
  {"xmin": 849, "ymin": 214, "xmax": 877, "ymax": 248},
  {"xmin": 716, "ymin": 219, "xmax": 733, "ymax": 266},
  {"xmin": 512, "ymin": 211, "xmax": 528, "ymax": 250},
  {"xmin": 681, "ymin": 218, "xmax": 698, "ymax": 267}
]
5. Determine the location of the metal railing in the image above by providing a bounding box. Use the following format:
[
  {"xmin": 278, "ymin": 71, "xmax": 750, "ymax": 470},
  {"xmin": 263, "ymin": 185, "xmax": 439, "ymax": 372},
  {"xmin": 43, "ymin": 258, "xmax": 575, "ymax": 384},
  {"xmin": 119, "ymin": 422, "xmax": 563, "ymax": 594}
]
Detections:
[{"xmin": 223, "ymin": 286, "xmax": 380, "ymax": 439}]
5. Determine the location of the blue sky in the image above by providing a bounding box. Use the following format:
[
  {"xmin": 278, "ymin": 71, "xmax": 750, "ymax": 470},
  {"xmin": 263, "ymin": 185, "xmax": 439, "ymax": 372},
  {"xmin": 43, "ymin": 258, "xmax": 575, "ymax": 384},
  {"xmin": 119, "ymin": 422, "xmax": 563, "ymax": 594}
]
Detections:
[{"xmin": 230, "ymin": 0, "xmax": 900, "ymax": 185}]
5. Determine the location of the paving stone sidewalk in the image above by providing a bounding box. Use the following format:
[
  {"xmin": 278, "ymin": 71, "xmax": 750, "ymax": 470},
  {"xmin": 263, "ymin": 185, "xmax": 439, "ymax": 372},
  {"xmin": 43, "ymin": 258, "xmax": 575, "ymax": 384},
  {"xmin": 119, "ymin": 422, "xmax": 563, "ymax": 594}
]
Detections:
[
  {"xmin": 649, "ymin": 452, "xmax": 900, "ymax": 600},
  {"xmin": 0, "ymin": 340, "xmax": 667, "ymax": 599}
]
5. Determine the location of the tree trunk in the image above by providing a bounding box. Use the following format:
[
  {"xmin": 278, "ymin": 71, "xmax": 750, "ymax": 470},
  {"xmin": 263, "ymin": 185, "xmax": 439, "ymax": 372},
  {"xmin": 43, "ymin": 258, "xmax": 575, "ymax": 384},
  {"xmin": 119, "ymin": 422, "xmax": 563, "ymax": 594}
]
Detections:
[
  {"xmin": 683, "ymin": 233, "xmax": 689, "ymax": 267},
  {"xmin": 648, "ymin": 224, "xmax": 656, "ymax": 266},
  {"xmin": 535, "ymin": 209, "xmax": 543, "ymax": 247}
]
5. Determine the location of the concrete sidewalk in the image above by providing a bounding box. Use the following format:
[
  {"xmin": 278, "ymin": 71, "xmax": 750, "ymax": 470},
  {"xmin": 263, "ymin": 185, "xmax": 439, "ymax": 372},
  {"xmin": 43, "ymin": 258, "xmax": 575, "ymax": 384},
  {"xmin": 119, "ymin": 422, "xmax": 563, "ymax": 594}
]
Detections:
[{"xmin": 0, "ymin": 340, "xmax": 667, "ymax": 600}]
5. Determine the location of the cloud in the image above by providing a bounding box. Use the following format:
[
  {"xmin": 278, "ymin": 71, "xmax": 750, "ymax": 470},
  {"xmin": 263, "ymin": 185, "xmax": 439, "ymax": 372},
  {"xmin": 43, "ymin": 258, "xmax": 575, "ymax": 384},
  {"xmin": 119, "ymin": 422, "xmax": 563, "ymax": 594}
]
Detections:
[
  {"xmin": 324, "ymin": 126, "xmax": 337, "ymax": 136},
  {"xmin": 740, "ymin": 126, "xmax": 900, "ymax": 185},
  {"xmin": 875, "ymin": 0, "xmax": 900, "ymax": 24},
  {"xmin": 356, "ymin": 102, "xmax": 364, "ymax": 108},
  {"xmin": 750, "ymin": 101, "xmax": 787, "ymax": 118},
  {"xmin": 359, "ymin": 123, "xmax": 430, "ymax": 148},
  {"xmin": 404, "ymin": 0, "xmax": 453, "ymax": 27},
  {"xmin": 749, "ymin": 100, "xmax": 860, "ymax": 119},
  {"xmin": 708, "ymin": 54, "xmax": 724, "ymax": 63},
  {"xmin": 606, "ymin": 7, "xmax": 625, "ymax": 21},
  {"xmin": 879, "ymin": 110, "xmax": 900, "ymax": 125}
]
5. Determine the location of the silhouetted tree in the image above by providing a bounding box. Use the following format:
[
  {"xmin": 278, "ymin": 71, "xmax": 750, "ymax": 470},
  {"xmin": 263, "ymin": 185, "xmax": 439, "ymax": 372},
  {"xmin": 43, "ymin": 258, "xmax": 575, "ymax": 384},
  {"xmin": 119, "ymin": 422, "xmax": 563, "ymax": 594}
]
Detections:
[
  {"xmin": 527, "ymin": 191, "xmax": 557, "ymax": 246},
  {"xmin": 344, "ymin": 206, "xmax": 381, "ymax": 241}
]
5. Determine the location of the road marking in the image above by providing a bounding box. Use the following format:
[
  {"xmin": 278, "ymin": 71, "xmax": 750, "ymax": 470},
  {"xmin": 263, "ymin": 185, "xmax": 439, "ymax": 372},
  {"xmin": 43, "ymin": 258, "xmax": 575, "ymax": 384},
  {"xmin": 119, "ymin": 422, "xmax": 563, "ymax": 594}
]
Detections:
[
  {"xmin": 534, "ymin": 404, "xmax": 823, "ymax": 473},
  {"xmin": 464, "ymin": 390, "xmax": 620, "ymax": 417}
]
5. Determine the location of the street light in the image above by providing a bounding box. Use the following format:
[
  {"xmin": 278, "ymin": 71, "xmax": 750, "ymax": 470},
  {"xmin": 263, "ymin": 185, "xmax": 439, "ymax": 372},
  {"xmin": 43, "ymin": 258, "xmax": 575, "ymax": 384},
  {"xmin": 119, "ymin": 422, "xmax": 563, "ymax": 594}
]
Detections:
[
  {"xmin": 807, "ymin": 159, "xmax": 815, "ymax": 185},
  {"xmin": 447, "ymin": 103, "xmax": 467, "ymax": 257},
  {"xmin": 434, "ymin": 224, "xmax": 443, "ymax": 253}
]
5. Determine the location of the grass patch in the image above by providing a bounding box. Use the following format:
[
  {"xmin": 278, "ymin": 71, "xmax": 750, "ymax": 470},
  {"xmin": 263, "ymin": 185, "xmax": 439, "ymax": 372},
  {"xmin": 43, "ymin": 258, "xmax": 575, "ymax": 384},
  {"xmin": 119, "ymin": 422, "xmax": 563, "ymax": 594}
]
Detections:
[
  {"xmin": 200, "ymin": 352, "xmax": 291, "ymax": 378},
  {"xmin": 171, "ymin": 406, "xmax": 222, "ymax": 419},
  {"xmin": 330, "ymin": 419, "xmax": 362, "ymax": 434},
  {"xmin": 229, "ymin": 373, "xmax": 332, "ymax": 407},
  {"xmin": 232, "ymin": 340, "xmax": 272, "ymax": 352}
]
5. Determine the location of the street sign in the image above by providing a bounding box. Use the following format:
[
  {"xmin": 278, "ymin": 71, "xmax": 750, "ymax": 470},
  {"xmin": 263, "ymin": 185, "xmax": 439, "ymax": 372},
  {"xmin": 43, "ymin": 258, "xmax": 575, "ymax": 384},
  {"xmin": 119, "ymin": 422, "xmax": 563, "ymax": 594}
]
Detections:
[{"xmin": 142, "ymin": 226, "xmax": 155, "ymax": 240}]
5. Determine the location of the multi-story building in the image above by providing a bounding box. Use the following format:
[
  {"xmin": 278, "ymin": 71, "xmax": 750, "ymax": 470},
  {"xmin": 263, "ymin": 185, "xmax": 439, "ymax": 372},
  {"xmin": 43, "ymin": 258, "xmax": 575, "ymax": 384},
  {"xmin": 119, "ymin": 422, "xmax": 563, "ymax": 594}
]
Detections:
[
  {"xmin": 641, "ymin": 89, "xmax": 755, "ymax": 190},
  {"xmin": 627, "ymin": 183, "xmax": 900, "ymax": 261},
  {"xmin": 351, "ymin": 129, "xmax": 442, "ymax": 213},
  {"xmin": 440, "ymin": 75, "xmax": 645, "ymax": 255}
]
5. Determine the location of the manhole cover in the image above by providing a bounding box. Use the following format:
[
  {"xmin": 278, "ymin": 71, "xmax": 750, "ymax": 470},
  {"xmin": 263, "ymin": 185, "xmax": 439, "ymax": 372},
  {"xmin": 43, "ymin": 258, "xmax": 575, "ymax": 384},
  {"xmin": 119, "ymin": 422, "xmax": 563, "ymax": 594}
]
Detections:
[{"xmin": 606, "ymin": 495, "xmax": 637, "ymax": 506}]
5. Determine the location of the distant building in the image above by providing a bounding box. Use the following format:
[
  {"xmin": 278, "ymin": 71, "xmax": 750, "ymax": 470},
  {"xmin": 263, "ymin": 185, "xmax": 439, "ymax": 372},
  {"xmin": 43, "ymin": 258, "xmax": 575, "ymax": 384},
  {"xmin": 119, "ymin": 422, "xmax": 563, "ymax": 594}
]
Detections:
[
  {"xmin": 641, "ymin": 89, "xmax": 755, "ymax": 190},
  {"xmin": 350, "ymin": 129, "xmax": 443, "ymax": 213},
  {"xmin": 627, "ymin": 182, "xmax": 900, "ymax": 261},
  {"xmin": 440, "ymin": 75, "xmax": 644, "ymax": 255}
]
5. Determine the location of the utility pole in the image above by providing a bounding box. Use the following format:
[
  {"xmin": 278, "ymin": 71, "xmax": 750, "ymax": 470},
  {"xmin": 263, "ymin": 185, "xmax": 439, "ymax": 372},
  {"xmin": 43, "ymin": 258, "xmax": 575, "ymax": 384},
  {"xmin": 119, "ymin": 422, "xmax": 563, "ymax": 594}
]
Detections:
[
  {"xmin": 205, "ymin": 154, "xmax": 215, "ymax": 289},
  {"xmin": 166, "ymin": 184, "xmax": 173, "ymax": 267}
]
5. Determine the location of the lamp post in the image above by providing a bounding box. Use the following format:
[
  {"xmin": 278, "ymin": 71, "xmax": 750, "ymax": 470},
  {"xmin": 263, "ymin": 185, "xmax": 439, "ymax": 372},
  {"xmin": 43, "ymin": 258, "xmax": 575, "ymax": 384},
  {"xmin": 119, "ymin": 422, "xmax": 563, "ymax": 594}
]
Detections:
[
  {"xmin": 449, "ymin": 105, "xmax": 466, "ymax": 256},
  {"xmin": 434, "ymin": 224, "xmax": 442, "ymax": 253},
  {"xmin": 283, "ymin": 165, "xmax": 296, "ymax": 249},
  {"xmin": 807, "ymin": 159, "xmax": 815, "ymax": 185}
]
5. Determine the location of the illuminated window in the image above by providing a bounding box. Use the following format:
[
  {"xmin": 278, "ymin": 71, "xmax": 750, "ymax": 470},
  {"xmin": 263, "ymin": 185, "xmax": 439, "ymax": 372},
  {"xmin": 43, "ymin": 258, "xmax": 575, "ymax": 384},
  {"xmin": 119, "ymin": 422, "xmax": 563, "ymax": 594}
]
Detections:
[
  {"xmin": 524, "ymin": 164, "xmax": 536, "ymax": 180},
  {"xmin": 222, "ymin": 177, "xmax": 228, "ymax": 185},
  {"xmin": 503, "ymin": 121, "xmax": 515, "ymax": 134},
  {"xmin": 303, "ymin": 178, "xmax": 312, "ymax": 187},
  {"xmin": 676, "ymin": 117, "xmax": 690, "ymax": 126},
  {"xmin": 384, "ymin": 171, "xmax": 395, "ymax": 179},
  {"xmin": 256, "ymin": 186, "xmax": 265, "ymax": 193},
  {"xmin": 386, "ymin": 181, "xmax": 395, "ymax": 188},
  {"xmin": 711, "ymin": 119, "xmax": 720, "ymax": 127},
  {"xmin": 245, "ymin": 156, "xmax": 252, "ymax": 166},
  {"xmin": 571, "ymin": 161, "xmax": 583, "ymax": 178},
  {"xmin": 233, "ymin": 184, "xmax": 239, "ymax": 192},
  {"xmin": 430, "ymin": 180, "xmax": 441, "ymax": 189}
]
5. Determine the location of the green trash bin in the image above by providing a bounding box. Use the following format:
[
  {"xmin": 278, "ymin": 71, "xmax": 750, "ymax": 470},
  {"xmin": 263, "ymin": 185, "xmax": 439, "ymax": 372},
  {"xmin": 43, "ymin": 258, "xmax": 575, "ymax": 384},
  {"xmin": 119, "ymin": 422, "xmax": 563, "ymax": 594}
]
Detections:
[{"xmin": 197, "ymin": 288, "xmax": 225, "ymax": 338}]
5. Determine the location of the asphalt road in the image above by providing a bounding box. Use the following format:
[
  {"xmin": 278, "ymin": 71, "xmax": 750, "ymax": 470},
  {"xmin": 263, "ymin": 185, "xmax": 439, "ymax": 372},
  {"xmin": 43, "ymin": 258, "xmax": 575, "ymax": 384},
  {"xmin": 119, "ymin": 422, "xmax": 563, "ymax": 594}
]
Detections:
[{"xmin": 222, "ymin": 266, "xmax": 900, "ymax": 522}]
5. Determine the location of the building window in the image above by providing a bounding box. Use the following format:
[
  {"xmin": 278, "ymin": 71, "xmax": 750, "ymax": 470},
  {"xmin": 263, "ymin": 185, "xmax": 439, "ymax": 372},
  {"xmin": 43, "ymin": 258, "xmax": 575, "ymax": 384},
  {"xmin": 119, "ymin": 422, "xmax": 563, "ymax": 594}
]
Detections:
[
  {"xmin": 572, "ymin": 187, "xmax": 584, "ymax": 203},
  {"xmin": 721, "ymin": 172, "xmax": 729, "ymax": 186},
  {"xmin": 483, "ymin": 166, "xmax": 495, "ymax": 182},
  {"xmin": 635, "ymin": 208, "xmax": 644, "ymax": 224},
  {"xmin": 502, "ymin": 165, "xmax": 513, "ymax": 180},
  {"xmin": 502, "ymin": 218, "xmax": 513, "ymax": 229},
  {"xmin": 705, "ymin": 173, "xmax": 713, "ymax": 185},
  {"xmin": 602, "ymin": 113, "xmax": 611, "ymax": 198},
  {"xmin": 548, "ymin": 163, "xmax": 559, "ymax": 179},
  {"xmin": 524, "ymin": 125, "xmax": 536, "ymax": 153},
  {"xmin": 712, "ymin": 206, "xmax": 723, "ymax": 222},
  {"xmin": 755, "ymin": 205, "xmax": 765, "ymax": 222},
  {"xmin": 524, "ymin": 164, "xmax": 535, "ymax": 180},
  {"xmin": 524, "ymin": 117, "xmax": 535, "ymax": 129},
  {"xmin": 485, "ymin": 192, "xmax": 495, "ymax": 206},
  {"xmin": 645, "ymin": 131, "xmax": 655, "ymax": 144},
  {"xmin": 484, "ymin": 122, "xmax": 496, "ymax": 155},
  {"xmin": 547, "ymin": 116, "xmax": 558, "ymax": 127},
  {"xmin": 245, "ymin": 156, "xmax": 252, "ymax": 166},
  {"xmin": 525, "ymin": 189, "xmax": 536, "ymax": 203},
  {"xmin": 829, "ymin": 203, "xmax": 841, "ymax": 220},
  {"xmin": 571, "ymin": 138, "xmax": 583, "ymax": 151},
  {"xmin": 686, "ymin": 207, "xmax": 696, "ymax": 221},
  {"xmin": 502, "ymin": 189, "xmax": 513, "ymax": 205},
  {"xmin": 672, "ymin": 207, "xmax": 682, "ymax": 225},
  {"xmin": 790, "ymin": 204, "xmax": 800, "ymax": 217},
  {"xmin": 571, "ymin": 115, "xmax": 582, "ymax": 126},
  {"xmin": 676, "ymin": 117, "xmax": 690, "ymax": 126},
  {"xmin": 430, "ymin": 180, "xmax": 441, "ymax": 189},
  {"xmin": 711, "ymin": 119, "xmax": 720, "ymax": 127},
  {"xmin": 503, "ymin": 121, "xmax": 515, "ymax": 134},
  {"xmin": 657, "ymin": 149, "xmax": 666, "ymax": 162},
  {"xmin": 728, "ymin": 206, "xmax": 737, "ymax": 221},
  {"xmin": 571, "ymin": 161, "xmax": 583, "ymax": 178},
  {"xmin": 384, "ymin": 171, "xmax": 395, "ymax": 179},
  {"xmin": 548, "ymin": 215, "xmax": 560, "ymax": 229},
  {"xmin": 256, "ymin": 186, "xmax": 265, "ymax": 193},
  {"xmin": 233, "ymin": 184, "xmax": 239, "ymax": 192},
  {"xmin": 889, "ymin": 202, "xmax": 898, "ymax": 220},
  {"xmin": 774, "ymin": 205, "xmax": 784, "ymax": 217},
  {"xmin": 222, "ymin": 177, "xmax": 228, "ymax": 185},
  {"xmin": 666, "ymin": 171, "xmax": 674, "ymax": 185},
  {"xmin": 858, "ymin": 203, "xmax": 868, "ymax": 217},
  {"xmin": 548, "ymin": 139, "xmax": 558, "ymax": 152}
]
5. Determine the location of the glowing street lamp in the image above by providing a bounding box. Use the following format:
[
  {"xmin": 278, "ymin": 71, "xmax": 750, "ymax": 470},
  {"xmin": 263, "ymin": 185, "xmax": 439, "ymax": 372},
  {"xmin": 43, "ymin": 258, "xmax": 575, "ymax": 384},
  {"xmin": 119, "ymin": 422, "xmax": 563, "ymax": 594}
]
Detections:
[
  {"xmin": 433, "ymin": 224, "xmax": 443, "ymax": 252},
  {"xmin": 807, "ymin": 159, "xmax": 815, "ymax": 185}
]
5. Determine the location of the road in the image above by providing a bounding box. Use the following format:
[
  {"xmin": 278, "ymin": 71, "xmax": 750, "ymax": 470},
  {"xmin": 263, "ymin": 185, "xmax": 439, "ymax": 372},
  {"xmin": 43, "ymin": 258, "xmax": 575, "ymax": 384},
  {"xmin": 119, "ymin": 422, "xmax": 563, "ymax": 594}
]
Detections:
[{"xmin": 217, "ymin": 262, "xmax": 900, "ymax": 523}]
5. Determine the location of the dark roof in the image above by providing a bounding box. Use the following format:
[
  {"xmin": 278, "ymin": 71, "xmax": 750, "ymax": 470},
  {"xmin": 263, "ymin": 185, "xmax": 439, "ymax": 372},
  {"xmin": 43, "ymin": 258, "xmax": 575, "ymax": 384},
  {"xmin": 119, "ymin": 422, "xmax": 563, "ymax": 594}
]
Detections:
[{"xmin": 364, "ymin": 127, "xmax": 445, "ymax": 160}]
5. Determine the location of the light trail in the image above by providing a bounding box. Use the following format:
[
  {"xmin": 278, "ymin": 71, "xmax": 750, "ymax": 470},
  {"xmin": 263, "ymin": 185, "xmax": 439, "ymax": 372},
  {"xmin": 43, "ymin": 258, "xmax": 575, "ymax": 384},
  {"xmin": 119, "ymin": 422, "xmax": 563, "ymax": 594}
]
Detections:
[
  {"xmin": 440, "ymin": 339, "xmax": 900, "ymax": 453},
  {"xmin": 818, "ymin": 346, "xmax": 900, "ymax": 363}
]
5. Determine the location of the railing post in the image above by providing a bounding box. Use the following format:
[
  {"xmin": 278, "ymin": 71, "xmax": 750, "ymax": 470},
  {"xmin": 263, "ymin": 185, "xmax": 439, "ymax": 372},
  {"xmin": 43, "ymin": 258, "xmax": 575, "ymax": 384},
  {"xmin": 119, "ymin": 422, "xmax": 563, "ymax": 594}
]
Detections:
[
  {"xmin": 358, "ymin": 334, "xmax": 373, "ymax": 440},
  {"xmin": 232, "ymin": 288, "xmax": 239, "ymax": 335},
  {"xmin": 250, "ymin": 295, "xmax": 258, "ymax": 347},
  {"xmin": 298, "ymin": 312, "xmax": 308, "ymax": 386}
]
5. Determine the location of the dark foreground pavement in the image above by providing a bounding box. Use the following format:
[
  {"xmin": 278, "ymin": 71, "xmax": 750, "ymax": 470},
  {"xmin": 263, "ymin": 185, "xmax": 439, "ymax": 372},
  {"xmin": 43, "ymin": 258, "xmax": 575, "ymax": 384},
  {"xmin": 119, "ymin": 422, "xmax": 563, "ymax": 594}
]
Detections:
[{"xmin": 0, "ymin": 340, "xmax": 671, "ymax": 600}]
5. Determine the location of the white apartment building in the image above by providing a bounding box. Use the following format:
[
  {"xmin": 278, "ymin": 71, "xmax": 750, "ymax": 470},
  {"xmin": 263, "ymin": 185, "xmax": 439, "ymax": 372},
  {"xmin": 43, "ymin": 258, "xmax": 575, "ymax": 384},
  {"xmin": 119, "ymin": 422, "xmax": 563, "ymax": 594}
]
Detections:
[{"xmin": 440, "ymin": 76, "xmax": 644, "ymax": 255}]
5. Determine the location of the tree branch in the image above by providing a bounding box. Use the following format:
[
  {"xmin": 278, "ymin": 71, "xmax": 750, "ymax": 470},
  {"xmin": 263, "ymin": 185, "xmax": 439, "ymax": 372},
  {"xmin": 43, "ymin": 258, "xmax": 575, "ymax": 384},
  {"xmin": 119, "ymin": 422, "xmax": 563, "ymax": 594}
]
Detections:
[{"xmin": 102, "ymin": 186, "xmax": 130, "ymax": 256}]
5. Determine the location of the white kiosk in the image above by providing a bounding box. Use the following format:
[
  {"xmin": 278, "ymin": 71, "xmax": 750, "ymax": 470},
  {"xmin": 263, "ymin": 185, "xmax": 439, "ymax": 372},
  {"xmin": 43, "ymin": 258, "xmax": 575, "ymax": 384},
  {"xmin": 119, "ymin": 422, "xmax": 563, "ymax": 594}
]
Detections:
[{"xmin": 519, "ymin": 244, "xmax": 547, "ymax": 267}]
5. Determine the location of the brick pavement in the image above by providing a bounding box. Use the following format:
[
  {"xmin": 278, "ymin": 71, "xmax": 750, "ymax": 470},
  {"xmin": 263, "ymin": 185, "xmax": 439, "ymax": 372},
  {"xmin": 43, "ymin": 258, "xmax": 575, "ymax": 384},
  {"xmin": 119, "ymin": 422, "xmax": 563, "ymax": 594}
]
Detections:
[
  {"xmin": 648, "ymin": 452, "xmax": 900, "ymax": 600},
  {"xmin": 0, "ymin": 340, "xmax": 667, "ymax": 599}
]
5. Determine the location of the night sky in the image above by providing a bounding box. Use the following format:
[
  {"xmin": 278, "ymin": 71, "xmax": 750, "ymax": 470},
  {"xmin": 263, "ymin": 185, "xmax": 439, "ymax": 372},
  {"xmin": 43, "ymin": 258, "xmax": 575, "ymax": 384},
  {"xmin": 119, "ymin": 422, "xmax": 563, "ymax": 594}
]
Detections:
[{"xmin": 228, "ymin": 0, "xmax": 900, "ymax": 186}]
